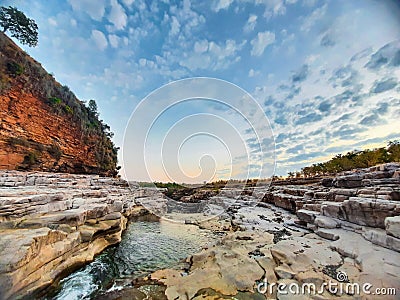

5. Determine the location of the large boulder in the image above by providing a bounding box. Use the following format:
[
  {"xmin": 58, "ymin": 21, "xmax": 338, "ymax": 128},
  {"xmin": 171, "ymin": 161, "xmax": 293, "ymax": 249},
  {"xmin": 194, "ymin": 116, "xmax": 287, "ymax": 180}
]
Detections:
[
  {"xmin": 385, "ymin": 216, "xmax": 400, "ymax": 239},
  {"xmin": 321, "ymin": 198, "xmax": 400, "ymax": 228}
]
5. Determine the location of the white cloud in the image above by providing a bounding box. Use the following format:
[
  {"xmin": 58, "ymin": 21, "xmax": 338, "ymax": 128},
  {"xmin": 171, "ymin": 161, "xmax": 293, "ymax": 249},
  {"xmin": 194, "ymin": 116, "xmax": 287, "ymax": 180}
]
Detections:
[
  {"xmin": 68, "ymin": 0, "xmax": 106, "ymax": 21},
  {"xmin": 243, "ymin": 14, "xmax": 257, "ymax": 33},
  {"xmin": 109, "ymin": 0, "xmax": 128, "ymax": 30},
  {"xmin": 194, "ymin": 40, "xmax": 209, "ymax": 53},
  {"xmin": 139, "ymin": 58, "xmax": 146, "ymax": 67},
  {"xmin": 48, "ymin": 17, "xmax": 57, "ymax": 27},
  {"xmin": 108, "ymin": 34, "xmax": 119, "ymax": 48},
  {"xmin": 179, "ymin": 39, "xmax": 246, "ymax": 71},
  {"xmin": 70, "ymin": 19, "xmax": 77, "ymax": 27},
  {"xmin": 91, "ymin": 30, "xmax": 108, "ymax": 51},
  {"xmin": 139, "ymin": 58, "xmax": 156, "ymax": 68},
  {"xmin": 249, "ymin": 68, "xmax": 260, "ymax": 77},
  {"xmin": 254, "ymin": 0, "xmax": 287, "ymax": 19},
  {"xmin": 250, "ymin": 31, "xmax": 275, "ymax": 56},
  {"xmin": 169, "ymin": 16, "xmax": 181, "ymax": 36},
  {"xmin": 300, "ymin": 3, "xmax": 327, "ymax": 32},
  {"xmin": 213, "ymin": 0, "xmax": 234, "ymax": 12},
  {"xmin": 122, "ymin": 0, "xmax": 135, "ymax": 6},
  {"xmin": 302, "ymin": 0, "xmax": 318, "ymax": 7}
]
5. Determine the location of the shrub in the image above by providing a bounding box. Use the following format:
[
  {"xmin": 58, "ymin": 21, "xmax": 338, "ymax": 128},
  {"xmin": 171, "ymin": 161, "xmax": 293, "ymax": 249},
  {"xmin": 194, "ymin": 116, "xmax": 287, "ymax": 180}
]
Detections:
[
  {"xmin": 64, "ymin": 104, "xmax": 73, "ymax": 114},
  {"xmin": 6, "ymin": 61, "xmax": 24, "ymax": 76},
  {"xmin": 8, "ymin": 136, "xmax": 29, "ymax": 147},
  {"xmin": 48, "ymin": 97, "xmax": 62, "ymax": 105},
  {"xmin": 48, "ymin": 143, "xmax": 62, "ymax": 160},
  {"xmin": 23, "ymin": 152, "xmax": 38, "ymax": 166}
]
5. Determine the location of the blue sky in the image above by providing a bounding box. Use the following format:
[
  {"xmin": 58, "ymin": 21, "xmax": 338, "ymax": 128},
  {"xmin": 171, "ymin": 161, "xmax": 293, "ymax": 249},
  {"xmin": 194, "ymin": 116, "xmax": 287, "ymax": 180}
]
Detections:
[{"xmin": 4, "ymin": 0, "xmax": 400, "ymax": 181}]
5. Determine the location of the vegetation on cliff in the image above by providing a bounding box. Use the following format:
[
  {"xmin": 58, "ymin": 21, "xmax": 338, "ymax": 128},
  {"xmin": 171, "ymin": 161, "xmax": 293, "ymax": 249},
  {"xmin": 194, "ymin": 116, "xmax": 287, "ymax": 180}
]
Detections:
[
  {"xmin": 295, "ymin": 141, "xmax": 400, "ymax": 177},
  {"xmin": 0, "ymin": 29, "xmax": 119, "ymax": 175}
]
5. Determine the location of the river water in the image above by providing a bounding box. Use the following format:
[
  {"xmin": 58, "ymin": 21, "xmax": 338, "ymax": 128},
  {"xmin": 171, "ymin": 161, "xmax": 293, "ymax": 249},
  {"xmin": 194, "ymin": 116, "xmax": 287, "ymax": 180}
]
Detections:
[{"xmin": 46, "ymin": 220, "xmax": 216, "ymax": 300}]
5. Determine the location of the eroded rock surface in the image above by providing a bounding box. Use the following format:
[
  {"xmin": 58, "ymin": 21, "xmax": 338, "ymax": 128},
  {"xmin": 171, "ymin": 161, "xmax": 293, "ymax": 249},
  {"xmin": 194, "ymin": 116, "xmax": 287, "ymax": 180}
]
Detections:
[
  {"xmin": 146, "ymin": 163, "xmax": 400, "ymax": 299},
  {"xmin": 0, "ymin": 171, "xmax": 152, "ymax": 300}
]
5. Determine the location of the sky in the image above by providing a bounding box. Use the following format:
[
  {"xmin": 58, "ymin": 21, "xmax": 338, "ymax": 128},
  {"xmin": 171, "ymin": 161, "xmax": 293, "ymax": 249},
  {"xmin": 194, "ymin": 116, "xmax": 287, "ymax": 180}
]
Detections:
[{"xmin": 3, "ymin": 0, "xmax": 400, "ymax": 181}]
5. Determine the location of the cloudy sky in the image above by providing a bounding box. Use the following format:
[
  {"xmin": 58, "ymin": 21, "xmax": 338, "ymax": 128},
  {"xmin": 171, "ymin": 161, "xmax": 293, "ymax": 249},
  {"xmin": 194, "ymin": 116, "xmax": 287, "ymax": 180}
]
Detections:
[{"xmin": 4, "ymin": 0, "xmax": 400, "ymax": 181}]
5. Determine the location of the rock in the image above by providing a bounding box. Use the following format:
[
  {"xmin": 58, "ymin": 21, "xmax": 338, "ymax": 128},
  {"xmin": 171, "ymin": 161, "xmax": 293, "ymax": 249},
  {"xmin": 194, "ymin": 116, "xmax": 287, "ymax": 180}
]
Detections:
[
  {"xmin": 0, "ymin": 170, "xmax": 153, "ymax": 300},
  {"xmin": 334, "ymin": 195, "xmax": 348, "ymax": 202},
  {"xmin": 321, "ymin": 178, "xmax": 333, "ymax": 187},
  {"xmin": 256, "ymin": 255, "xmax": 277, "ymax": 284},
  {"xmin": 321, "ymin": 198, "xmax": 400, "ymax": 228},
  {"xmin": 275, "ymin": 279, "xmax": 310, "ymax": 300},
  {"xmin": 362, "ymin": 228, "xmax": 400, "ymax": 252},
  {"xmin": 3, "ymin": 163, "xmax": 400, "ymax": 299},
  {"xmin": 152, "ymin": 231, "xmax": 271, "ymax": 299},
  {"xmin": 314, "ymin": 216, "xmax": 338, "ymax": 229},
  {"xmin": 315, "ymin": 228, "xmax": 339, "ymax": 241},
  {"xmin": 333, "ymin": 174, "xmax": 364, "ymax": 188},
  {"xmin": 275, "ymin": 264, "xmax": 296, "ymax": 279},
  {"xmin": 385, "ymin": 216, "xmax": 400, "ymax": 239},
  {"xmin": 111, "ymin": 200, "xmax": 123, "ymax": 212},
  {"xmin": 101, "ymin": 212, "xmax": 122, "ymax": 221},
  {"xmin": 296, "ymin": 209, "xmax": 320, "ymax": 224},
  {"xmin": 294, "ymin": 269, "xmax": 325, "ymax": 287}
]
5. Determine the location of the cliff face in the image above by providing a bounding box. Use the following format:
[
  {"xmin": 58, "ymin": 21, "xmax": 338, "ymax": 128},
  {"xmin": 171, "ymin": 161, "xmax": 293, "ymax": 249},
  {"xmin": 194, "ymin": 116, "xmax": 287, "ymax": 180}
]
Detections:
[
  {"xmin": 0, "ymin": 170, "xmax": 151, "ymax": 299},
  {"xmin": 0, "ymin": 32, "xmax": 118, "ymax": 176}
]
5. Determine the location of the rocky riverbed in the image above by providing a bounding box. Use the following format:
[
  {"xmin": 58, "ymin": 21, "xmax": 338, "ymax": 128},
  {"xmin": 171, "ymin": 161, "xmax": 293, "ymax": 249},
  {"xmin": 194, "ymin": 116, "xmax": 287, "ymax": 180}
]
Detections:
[
  {"xmin": 145, "ymin": 163, "xmax": 400, "ymax": 299},
  {"xmin": 0, "ymin": 171, "xmax": 156, "ymax": 299},
  {"xmin": 1, "ymin": 163, "xmax": 400, "ymax": 299}
]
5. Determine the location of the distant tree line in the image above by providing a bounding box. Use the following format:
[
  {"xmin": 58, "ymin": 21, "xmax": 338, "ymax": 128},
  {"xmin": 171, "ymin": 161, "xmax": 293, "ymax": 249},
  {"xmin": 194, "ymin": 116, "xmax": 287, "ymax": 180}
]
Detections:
[{"xmin": 294, "ymin": 141, "xmax": 400, "ymax": 177}]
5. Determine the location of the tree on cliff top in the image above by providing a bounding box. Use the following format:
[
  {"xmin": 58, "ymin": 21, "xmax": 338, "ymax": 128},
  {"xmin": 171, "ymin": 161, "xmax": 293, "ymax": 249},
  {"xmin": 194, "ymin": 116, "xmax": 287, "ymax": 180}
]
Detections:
[
  {"xmin": 0, "ymin": 6, "xmax": 38, "ymax": 47},
  {"xmin": 88, "ymin": 99, "xmax": 98, "ymax": 117}
]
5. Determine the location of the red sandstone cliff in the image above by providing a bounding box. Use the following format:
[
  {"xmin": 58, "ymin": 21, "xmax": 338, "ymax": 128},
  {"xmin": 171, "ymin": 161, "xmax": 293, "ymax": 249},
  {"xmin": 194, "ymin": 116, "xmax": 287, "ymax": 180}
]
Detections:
[{"xmin": 0, "ymin": 32, "xmax": 118, "ymax": 176}]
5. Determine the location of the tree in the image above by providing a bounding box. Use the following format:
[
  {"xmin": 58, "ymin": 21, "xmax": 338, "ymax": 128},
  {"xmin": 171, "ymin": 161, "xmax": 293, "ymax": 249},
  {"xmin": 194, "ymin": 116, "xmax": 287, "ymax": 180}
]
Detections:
[
  {"xmin": 88, "ymin": 99, "xmax": 98, "ymax": 116},
  {"xmin": 0, "ymin": 6, "xmax": 38, "ymax": 47}
]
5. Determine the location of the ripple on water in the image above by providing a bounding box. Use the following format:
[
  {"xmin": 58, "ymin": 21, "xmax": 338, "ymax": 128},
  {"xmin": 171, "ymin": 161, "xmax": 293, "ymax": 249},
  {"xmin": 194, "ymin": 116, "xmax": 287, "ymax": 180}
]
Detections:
[{"xmin": 48, "ymin": 220, "xmax": 216, "ymax": 300}]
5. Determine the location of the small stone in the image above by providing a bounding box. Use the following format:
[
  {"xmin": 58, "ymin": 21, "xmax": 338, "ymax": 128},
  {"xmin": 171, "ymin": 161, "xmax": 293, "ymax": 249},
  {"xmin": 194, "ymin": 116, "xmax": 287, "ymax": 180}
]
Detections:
[
  {"xmin": 274, "ymin": 264, "xmax": 296, "ymax": 279},
  {"xmin": 315, "ymin": 229, "xmax": 339, "ymax": 241}
]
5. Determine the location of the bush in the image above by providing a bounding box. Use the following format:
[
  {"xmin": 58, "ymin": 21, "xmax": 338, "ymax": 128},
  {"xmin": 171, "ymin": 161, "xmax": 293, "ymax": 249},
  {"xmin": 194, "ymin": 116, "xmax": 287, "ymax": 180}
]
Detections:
[
  {"xmin": 48, "ymin": 96, "xmax": 62, "ymax": 105},
  {"xmin": 6, "ymin": 61, "xmax": 24, "ymax": 76},
  {"xmin": 48, "ymin": 143, "xmax": 62, "ymax": 160},
  {"xmin": 8, "ymin": 136, "xmax": 29, "ymax": 147},
  {"xmin": 64, "ymin": 104, "xmax": 73, "ymax": 114},
  {"xmin": 23, "ymin": 152, "xmax": 38, "ymax": 166}
]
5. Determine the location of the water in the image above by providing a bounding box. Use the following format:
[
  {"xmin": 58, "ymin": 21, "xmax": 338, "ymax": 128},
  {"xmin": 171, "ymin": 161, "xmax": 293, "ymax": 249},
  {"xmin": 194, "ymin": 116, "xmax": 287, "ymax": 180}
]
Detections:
[{"xmin": 47, "ymin": 220, "xmax": 216, "ymax": 300}]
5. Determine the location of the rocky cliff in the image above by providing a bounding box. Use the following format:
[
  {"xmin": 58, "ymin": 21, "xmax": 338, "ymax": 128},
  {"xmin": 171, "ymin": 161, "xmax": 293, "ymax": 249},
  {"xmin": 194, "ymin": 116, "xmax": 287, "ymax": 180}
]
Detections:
[
  {"xmin": 0, "ymin": 171, "xmax": 154, "ymax": 299},
  {"xmin": 0, "ymin": 32, "xmax": 118, "ymax": 176}
]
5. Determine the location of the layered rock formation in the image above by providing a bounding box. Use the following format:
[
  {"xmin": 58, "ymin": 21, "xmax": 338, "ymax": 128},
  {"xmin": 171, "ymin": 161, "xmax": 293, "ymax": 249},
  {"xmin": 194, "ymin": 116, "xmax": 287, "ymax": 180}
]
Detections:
[
  {"xmin": 262, "ymin": 163, "xmax": 400, "ymax": 252},
  {"xmin": 140, "ymin": 163, "xmax": 400, "ymax": 299},
  {"xmin": 2, "ymin": 163, "xmax": 399, "ymax": 299},
  {"xmin": 0, "ymin": 170, "xmax": 152, "ymax": 300},
  {"xmin": 0, "ymin": 32, "xmax": 118, "ymax": 175}
]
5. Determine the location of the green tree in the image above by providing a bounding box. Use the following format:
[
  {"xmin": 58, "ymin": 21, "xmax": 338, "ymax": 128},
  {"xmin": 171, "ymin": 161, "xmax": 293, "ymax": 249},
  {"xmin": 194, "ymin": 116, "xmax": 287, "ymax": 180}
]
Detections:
[
  {"xmin": 388, "ymin": 140, "xmax": 400, "ymax": 162},
  {"xmin": 0, "ymin": 6, "xmax": 38, "ymax": 47},
  {"xmin": 88, "ymin": 99, "xmax": 98, "ymax": 116}
]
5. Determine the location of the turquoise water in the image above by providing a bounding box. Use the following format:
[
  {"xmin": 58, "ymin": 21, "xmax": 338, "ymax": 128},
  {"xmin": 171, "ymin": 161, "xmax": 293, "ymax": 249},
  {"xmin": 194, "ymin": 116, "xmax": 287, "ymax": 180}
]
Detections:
[{"xmin": 48, "ymin": 220, "xmax": 215, "ymax": 300}]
